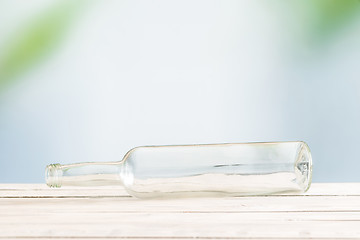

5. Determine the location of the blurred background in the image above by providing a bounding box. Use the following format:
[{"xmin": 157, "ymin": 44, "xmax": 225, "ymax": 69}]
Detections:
[{"xmin": 0, "ymin": 0, "xmax": 360, "ymax": 183}]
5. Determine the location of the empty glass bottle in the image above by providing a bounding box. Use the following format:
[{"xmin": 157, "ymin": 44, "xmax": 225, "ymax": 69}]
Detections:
[{"xmin": 46, "ymin": 141, "xmax": 312, "ymax": 198}]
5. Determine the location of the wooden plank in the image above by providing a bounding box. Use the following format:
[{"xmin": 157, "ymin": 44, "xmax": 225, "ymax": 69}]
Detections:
[
  {"xmin": 1, "ymin": 183, "xmax": 360, "ymax": 198},
  {"xmin": 1, "ymin": 215, "xmax": 360, "ymax": 238},
  {"xmin": 1, "ymin": 195, "xmax": 360, "ymax": 212},
  {"xmin": 1, "ymin": 196, "xmax": 360, "ymax": 238},
  {"xmin": 305, "ymin": 183, "xmax": 360, "ymax": 196},
  {"xmin": 1, "ymin": 183, "xmax": 360, "ymax": 239},
  {"xmin": 0, "ymin": 188, "xmax": 129, "ymax": 198},
  {"xmin": 0, "ymin": 184, "xmax": 129, "ymax": 197},
  {"xmin": 1, "ymin": 238, "xmax": 358, "ymax": 240},
  {"xmin": 2, "ymin": 211, "xmax": 360, "ymax": 223}
]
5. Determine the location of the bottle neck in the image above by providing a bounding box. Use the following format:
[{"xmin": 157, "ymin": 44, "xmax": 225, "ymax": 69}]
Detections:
[{"xmin": 46, "ymin": 162, "xmax": 123, "ymax": 188}]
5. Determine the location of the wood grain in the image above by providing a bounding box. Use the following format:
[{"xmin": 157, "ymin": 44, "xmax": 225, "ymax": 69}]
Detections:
[{"xmin": 1, "ymin": 183, "xmax": 360, "ymax": 239}]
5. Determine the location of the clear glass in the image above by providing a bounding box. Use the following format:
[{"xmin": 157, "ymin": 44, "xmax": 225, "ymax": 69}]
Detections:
[{"xmin": 46, "ymin": 141, "xmax": 312, "ymax": 198}]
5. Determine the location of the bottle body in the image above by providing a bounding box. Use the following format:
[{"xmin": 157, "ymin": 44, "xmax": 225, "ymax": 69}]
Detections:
[{"xmin": 46, "ymin": 141, "xmax": 312, "ymax": 198}]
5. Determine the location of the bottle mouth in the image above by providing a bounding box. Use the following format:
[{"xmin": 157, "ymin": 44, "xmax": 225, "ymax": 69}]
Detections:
[{"xmin": 45, "ymin": 164, "xmax": 63, "ymax": 188}]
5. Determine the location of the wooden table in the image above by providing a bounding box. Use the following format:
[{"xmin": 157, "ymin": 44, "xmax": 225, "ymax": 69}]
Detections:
[{"xmin": 1, "ymin": 183, "xmax": 360, "ymax": 239}]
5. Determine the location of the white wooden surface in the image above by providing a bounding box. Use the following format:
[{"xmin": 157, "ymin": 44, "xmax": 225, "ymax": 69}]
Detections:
[{"xmin": 1, "ymin": 183, "xmax": 360, "ymax": 239}]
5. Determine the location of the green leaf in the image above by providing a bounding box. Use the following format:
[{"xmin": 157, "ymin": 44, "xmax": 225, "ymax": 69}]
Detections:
[
  {"xmin": 0, "ymin": 1, "xmax": 85, "ymax": 90},
  {"xmin": 312, "ymin": 0, "xmax": 360, "ymax": 40}
]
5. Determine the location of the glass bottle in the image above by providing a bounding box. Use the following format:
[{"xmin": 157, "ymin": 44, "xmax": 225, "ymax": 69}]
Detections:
[{"xmin": 46, "ymin": 141, "xmax": 312, "ymax": 198}]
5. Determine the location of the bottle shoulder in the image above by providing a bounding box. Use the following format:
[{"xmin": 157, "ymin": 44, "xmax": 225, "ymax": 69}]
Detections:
[{"xmin": 122, "ymin": 146, "xmax": 144, "ymax": 159}]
